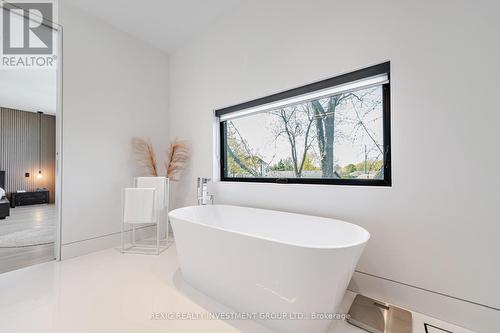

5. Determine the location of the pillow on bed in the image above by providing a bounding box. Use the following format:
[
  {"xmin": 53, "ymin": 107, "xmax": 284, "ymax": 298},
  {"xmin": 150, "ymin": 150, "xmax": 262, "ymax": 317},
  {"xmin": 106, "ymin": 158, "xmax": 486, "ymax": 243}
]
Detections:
[{"xmin": 0, "ymin": 187, "xmax": 5, "ymax": 199}]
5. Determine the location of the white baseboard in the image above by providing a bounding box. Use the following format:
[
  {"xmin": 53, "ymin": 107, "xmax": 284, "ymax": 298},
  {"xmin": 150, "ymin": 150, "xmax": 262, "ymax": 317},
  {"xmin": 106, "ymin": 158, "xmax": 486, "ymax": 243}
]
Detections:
[
  {"xmin": 60, "ymin": 225, "xmax": 157, "ymax": 260},
  {"xmin": 348, "ymin": 271, "xmax": 500, "ymax": 333}
]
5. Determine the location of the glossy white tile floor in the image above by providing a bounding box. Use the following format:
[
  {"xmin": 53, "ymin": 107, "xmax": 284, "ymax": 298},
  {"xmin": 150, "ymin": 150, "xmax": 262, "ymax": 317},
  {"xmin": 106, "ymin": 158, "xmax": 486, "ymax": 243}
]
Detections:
[
  {"xmin": 0, "ymin": 244, "xmax": 362, "ymax": 333},
  {"xmin": 0, "ymin": 244, "xmax": 475, "ymax": 333}
]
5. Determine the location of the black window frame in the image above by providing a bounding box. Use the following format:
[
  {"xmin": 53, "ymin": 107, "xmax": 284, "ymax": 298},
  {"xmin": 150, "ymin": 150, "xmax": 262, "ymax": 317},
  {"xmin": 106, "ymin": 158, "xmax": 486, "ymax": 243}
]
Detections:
[{"xmin": 216, "ymin": 62, "xmax": 392, "ymax": 186}]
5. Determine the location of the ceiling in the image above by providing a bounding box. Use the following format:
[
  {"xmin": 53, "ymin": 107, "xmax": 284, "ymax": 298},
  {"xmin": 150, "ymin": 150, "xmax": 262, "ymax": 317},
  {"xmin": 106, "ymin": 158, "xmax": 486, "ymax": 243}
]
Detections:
[
  {"xmin": 0, "ymin": 69, "xmax": 57, "ymax": 114},
  {"xmin": 65, "ymin": 0, "xmax": 243, "ymax": 53},
  {"xmin": 0, "ymin": 1, "xmax": 241, "ymax": 114}
]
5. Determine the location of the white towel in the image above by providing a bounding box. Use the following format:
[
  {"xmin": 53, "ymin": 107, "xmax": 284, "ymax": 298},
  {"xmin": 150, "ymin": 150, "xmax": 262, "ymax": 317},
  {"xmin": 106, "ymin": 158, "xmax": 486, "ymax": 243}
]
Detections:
[
  {"xmin": 136, "ymin": 177, "xmax": 168, "ymax": 210},
  {"xmin": 0, "ymin": 187, "xmax": 4, "ymax": 198},
  {"xmin": 123, "ymin": 188, "xmax": 156, "ymax": 224}
]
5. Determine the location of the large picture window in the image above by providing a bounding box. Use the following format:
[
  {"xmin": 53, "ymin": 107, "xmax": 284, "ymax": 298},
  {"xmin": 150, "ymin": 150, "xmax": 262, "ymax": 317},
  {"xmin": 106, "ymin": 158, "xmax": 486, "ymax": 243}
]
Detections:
[{"xmin": 216, "ymin": 62, "xmax": 391, "ymax": 186}]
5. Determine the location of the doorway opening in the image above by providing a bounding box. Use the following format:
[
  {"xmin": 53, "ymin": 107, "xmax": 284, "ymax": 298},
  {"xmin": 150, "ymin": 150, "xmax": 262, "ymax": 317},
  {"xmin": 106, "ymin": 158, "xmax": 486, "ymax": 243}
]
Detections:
[{"xmin": 0, "ymin": 2, "xmax": 62, "ymax": 273}]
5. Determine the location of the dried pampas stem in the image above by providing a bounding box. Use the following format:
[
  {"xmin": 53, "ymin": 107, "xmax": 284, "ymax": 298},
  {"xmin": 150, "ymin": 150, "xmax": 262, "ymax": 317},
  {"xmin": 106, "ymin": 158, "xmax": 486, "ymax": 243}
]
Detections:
[
  {"xmin": 131, "ymin": 137, "xmax": 158, "ymax": 176},
  {"xmin": 166, "ymin": 139, "xmax": 190, "ymax": 181}
]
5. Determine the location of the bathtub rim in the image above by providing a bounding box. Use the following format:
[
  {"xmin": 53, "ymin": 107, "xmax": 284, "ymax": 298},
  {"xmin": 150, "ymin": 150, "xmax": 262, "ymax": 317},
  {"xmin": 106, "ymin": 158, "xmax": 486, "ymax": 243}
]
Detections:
[{"xmin": 169, "ymin": 204, "xmax": 370, "ymax": 250}]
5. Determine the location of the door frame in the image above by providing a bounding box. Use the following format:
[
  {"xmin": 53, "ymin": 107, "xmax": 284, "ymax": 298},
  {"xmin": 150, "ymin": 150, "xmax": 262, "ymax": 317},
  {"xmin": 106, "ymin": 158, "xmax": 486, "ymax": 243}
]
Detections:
[{"xmin": 54, "ymin": 17, "xmax": 63, "ymax": 261}]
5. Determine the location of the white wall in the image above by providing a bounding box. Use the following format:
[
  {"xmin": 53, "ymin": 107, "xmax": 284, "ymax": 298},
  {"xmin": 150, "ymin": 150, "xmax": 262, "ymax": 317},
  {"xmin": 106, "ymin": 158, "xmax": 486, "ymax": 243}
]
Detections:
[
  {"xmin": 168, "ymin": 0, "xmax": 500, "ymax": 331},
  {"xmin": 59, "ymin": 2, "xmax": 169, "ymax": 258}
]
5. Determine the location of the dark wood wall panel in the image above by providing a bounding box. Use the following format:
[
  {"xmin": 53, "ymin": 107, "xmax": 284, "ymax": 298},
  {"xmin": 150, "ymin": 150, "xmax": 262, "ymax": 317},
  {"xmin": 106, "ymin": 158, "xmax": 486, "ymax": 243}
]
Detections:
[{"xmin": 0, "ymin": 107, "xmax": 56, "ymax": 203}]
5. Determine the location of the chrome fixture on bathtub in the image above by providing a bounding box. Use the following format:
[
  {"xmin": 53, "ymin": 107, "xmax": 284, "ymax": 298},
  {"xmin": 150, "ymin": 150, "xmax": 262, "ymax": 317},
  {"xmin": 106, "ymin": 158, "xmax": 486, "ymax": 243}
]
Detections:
[{"xmin": 197, "ymin": 177, "xmax": 214, "ymax": 205}]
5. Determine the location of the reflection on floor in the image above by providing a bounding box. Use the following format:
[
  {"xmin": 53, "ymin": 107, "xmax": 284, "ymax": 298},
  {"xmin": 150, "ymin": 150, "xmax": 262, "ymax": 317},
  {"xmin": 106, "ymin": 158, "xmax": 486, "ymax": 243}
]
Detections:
[{"xmin": 0, "ymin": 204, "xmax": 55, "ymax": 274}]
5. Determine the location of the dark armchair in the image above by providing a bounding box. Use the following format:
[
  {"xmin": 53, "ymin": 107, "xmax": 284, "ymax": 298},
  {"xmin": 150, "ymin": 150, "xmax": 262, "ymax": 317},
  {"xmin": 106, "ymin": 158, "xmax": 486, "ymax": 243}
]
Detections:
[{"xmin": 0, "ymin": 171, "xmax": 9, "ymax": 219}]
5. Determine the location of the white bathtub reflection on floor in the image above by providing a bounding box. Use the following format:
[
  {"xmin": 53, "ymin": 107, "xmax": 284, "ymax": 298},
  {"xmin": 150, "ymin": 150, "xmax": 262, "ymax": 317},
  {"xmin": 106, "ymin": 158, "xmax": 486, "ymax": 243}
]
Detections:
[{"xmin": 169, "ymin": 205, "xmax": 370, "ymax": 333}]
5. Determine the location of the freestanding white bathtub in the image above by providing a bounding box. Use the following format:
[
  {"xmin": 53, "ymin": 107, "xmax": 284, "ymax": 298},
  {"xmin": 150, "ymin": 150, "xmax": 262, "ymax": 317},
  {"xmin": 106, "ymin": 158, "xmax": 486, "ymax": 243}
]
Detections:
[{"xmin": 169, "ymin": 205, "xmax": 369, "ymax": 333}]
